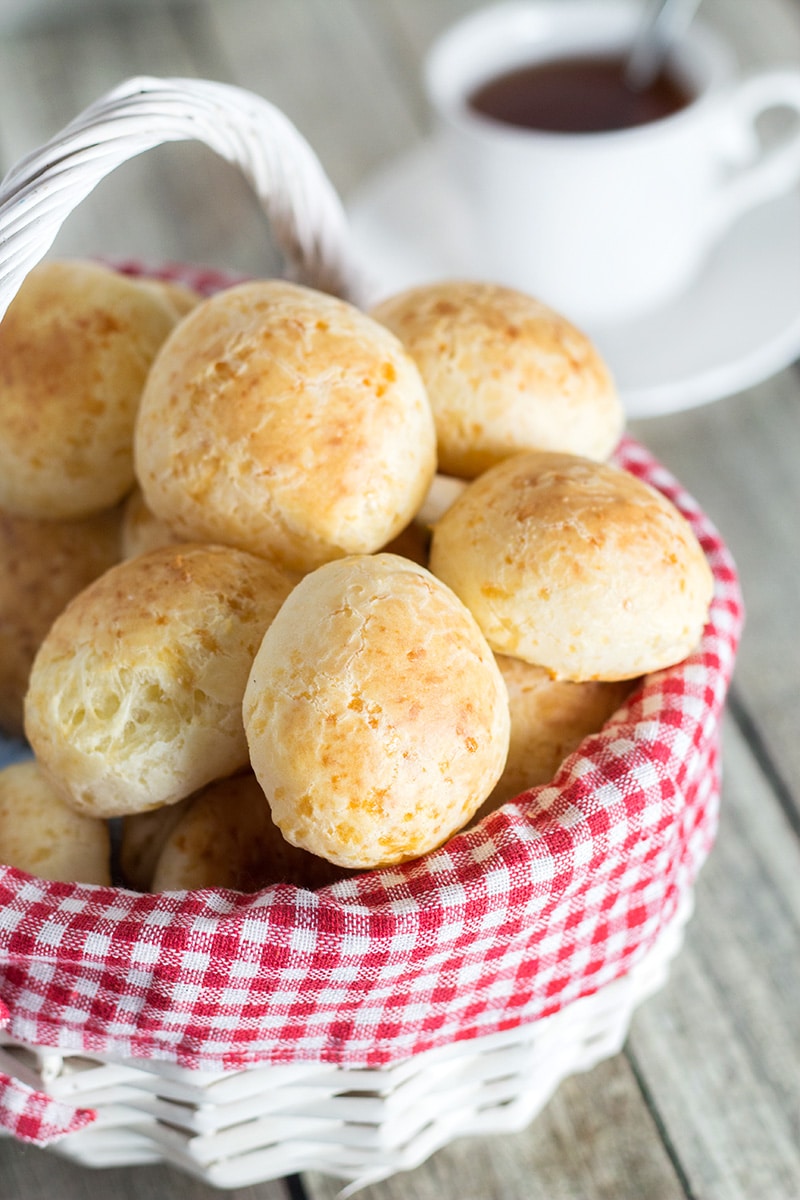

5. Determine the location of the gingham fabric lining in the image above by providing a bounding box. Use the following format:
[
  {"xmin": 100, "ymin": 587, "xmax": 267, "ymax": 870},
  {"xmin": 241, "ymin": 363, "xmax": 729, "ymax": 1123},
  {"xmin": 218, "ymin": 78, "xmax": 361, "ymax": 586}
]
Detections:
[
  {"xmin": 0, "ymin": 1060, "xmax": 94, "ymax": 1144},
  {"xmin": 0, "ymin": 265, "xmax": 743, "ymax": 1145}
]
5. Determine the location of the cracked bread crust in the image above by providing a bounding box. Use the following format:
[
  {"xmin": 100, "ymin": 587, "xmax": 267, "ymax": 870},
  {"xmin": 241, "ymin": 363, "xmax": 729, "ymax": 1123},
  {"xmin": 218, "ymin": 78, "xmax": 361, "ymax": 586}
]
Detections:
[
  {"xmin": 371, "ymin": 280, "xmax": 623, "ymax": 479},
  {"xmin": 429, "ymin": 450, "xmax": 713, "ymax": 681},
  {"xmin": 243, "ymin": 553, "xmax": 510, "ymax": 869},
  {"xmin": 134, "ymin": 280, "xmax": 437, "ymax": 574},
  {"xmin": 24, "ymin": 543, "xmax": 296, "ymax": 818}
]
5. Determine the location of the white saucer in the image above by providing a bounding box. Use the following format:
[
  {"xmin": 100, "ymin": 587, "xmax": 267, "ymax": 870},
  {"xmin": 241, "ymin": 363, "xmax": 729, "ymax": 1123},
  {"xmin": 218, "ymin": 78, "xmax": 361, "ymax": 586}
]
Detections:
[{"xmin": 348, "ymin": 141, "xmax": 800, "ymax": 418}]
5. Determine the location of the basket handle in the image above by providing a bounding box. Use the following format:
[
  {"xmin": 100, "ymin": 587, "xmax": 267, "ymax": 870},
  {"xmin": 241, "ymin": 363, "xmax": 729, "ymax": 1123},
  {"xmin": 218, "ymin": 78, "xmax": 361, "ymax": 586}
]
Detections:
[{"xmin": 0, "ymin": 75, "xmax": 366, "ymax": 322}]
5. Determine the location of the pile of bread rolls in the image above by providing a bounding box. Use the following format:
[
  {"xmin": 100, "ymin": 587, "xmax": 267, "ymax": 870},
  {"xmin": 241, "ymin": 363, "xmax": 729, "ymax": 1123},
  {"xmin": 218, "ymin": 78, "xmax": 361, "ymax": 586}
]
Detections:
[{"xmin": 0, "ymin": 263, "xmax": 713, "ymax": 892}]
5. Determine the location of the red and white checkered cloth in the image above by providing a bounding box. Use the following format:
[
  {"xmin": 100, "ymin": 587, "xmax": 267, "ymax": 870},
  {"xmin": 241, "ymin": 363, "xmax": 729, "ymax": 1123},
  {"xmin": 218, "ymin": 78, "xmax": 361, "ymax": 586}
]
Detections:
[{"xmin": 0, "ymin": 266, "xmax": 743, "ymax": 1146}]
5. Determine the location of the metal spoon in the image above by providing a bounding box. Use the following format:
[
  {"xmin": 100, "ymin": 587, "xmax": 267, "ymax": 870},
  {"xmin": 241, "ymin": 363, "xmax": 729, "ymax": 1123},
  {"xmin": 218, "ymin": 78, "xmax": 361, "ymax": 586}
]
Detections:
[{"xmin": 624, "ymin": 0, "xmax": 703, "ymax": 91}]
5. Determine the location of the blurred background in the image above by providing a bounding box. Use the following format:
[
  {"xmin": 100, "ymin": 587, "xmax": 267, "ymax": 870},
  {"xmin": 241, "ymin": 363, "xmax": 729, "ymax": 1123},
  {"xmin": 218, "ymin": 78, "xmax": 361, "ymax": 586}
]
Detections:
[{"xmin": 0, "ymin": 0, "xmax": 792, "ymax": 278}]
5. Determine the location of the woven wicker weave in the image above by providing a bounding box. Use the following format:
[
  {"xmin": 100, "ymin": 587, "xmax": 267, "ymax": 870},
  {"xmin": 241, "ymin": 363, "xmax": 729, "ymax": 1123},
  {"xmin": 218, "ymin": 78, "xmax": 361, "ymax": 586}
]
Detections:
[{"xmin": 0, "ymin": 890, "xmax": 691, "ymax": 1191}]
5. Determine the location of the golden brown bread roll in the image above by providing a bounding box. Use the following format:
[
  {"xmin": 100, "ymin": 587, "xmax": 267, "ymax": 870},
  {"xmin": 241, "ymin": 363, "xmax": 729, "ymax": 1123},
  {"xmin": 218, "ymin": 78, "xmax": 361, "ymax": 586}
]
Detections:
[
  {"xmin": 120, "ymin": 486, "xmax": 184, "ymax": 560},
  {"xmin": 119, "ymin": 799, "xmax": 191, "ymax": 891},
  {"xmin": 243, "ymin": 553, "xmax": 510, "ymax": 870},
  {"xmin": 0, "ymin": 505, "xmax": 122, "ymax": 737},
  {"xmin": 429, "ymin": 450, "xmax": 713, "ymax": 681},
  {"xmin": 0, "ymin": 759, "xmax": 111, "ymax": 884},
  {"xmin": 480, "ymin": 658, "xmax": 636, "ymax": 812},
  {"xmin": 134, "ymin": 280, "xmax": 437, "ymax": 574},
  {"xmin": 379, "ymin": 519, "xmax": 431, "ymax": 567},
  {"xmin": 371, "ymin": 280, "xmax": 623, "ymax": 479},
  {"xmin": 150, "ymin": 772, "xmax": 351, "ymax": 892},
  {"xmin": 0, "ymin": 259, "xmax": 180, "ymax": 519},
  {"xmin": 137, "ymin": 278, "xmax": 203, "ymax": 320},
  {"xmin": 24, "ymin": 543, "xmax": 296, "ymax": 818}
]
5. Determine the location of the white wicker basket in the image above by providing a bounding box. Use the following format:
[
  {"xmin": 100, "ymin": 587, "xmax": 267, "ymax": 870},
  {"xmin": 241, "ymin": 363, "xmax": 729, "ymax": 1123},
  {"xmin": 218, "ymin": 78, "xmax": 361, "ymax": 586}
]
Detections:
[
  {"xmin": 0, "ymin": 76, "xmax": 740, "ymax": 1193},
  {"xmin": 0, "ymin": 891, "xmax": 690, "ymax": 1192}
]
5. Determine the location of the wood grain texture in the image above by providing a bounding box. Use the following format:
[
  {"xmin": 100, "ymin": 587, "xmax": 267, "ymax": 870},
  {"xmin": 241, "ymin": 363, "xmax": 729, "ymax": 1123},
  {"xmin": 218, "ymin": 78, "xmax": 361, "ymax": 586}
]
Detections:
[
  {"xmin": 198, "ymin": 0, "xmax": 421, "ymax": 195},
  {"xmin": 0, "ymin": 1141, "xmax": 292, "ymax": 1200},
  {"xmin": 304, "ymin": 1054, "xmax": 689, "ymax": 1200},
  {"xmin": 627, "ymin": 715, "xmax": 800, "ymax": 1200},
  {"xmin": 631, "ymin": 375, "xmax": 800, "ymax": 814},
  {"xmin": 0, "ymin": 3, "xmax": 281, "ymax": 275}
]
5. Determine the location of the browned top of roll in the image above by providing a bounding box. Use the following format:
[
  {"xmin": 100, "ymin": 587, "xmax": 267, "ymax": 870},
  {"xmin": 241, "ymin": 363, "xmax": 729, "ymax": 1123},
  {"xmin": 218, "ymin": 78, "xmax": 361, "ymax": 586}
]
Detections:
[
  {"xmin": 134, "ymin": 280, "xmax": 437, "ymax": 573},
  {"xmin": 371, "ymin": 280, "xmax": 623, "ymax": 479},
  {"xmin": 429, "ymin": 450, "xmax": 713, "ymax": 681},
  {"xmin": 24, "ymin": 542, "xmax": 296, "ymax": 817},
  {"xmin": 0, "ymin": 259, "xmax": 179, "ymax": 519}
]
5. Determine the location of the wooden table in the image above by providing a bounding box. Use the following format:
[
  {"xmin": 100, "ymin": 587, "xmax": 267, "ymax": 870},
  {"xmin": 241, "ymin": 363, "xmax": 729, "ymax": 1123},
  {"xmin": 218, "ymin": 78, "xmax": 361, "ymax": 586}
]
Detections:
[{"xmin": 1, "ymin": 1, "xmax": 800, "ymax": 1197}]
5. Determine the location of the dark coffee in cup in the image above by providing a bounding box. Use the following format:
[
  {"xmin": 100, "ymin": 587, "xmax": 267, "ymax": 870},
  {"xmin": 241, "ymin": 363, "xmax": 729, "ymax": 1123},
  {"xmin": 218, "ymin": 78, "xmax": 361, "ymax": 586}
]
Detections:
[
  {"xmin": 468, "ymin": 53, "xmax": 693, "ymax": 134},
  {"xmin": 426, "ymin": 1, "xmax": 800, "ymax": 323}
]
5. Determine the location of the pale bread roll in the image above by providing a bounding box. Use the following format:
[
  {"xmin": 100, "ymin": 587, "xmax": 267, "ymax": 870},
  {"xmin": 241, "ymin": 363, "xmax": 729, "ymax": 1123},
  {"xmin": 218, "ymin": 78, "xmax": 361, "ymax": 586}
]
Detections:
[
  {"xmin": 371, "ymin": 280, "xmax": 623, "ymax": 479},
  {"xmin": 134, "ymin": 280, "xmax": 437, "ymax": 573},
  {"xmin": 430, "ymin": 450, "xmax": 713, "ymax": 681},
  {"xmin": 379, "ymin": 519, "xmax": 430, "ymax": 567},
  {"xmin": 0, "ymin": 759, "xmax": 111, "ymax": 884},
  {"xmin": 24, "ymin": 543, "xmax": 296, "ymax": 818},
  {"xmin": 150, "ymin": 772, "xmax": 351, "ymax": 892},
  {"xmin": 120, "ymin": 799, "xmax": 191, "ymax": 891},
  {"xmin": 481, "ymin": 658, "xmax": 636, "ymax": 812},
  {"xmin": 0, "ymin": 259, "xmax": 180, "ymax": 519},
  {"xmin": 137, "ymin": 278, "xmax": 203, "ymax": 320},
  {"xmin": 0, "ymin": 505, "xmax": 122, "ymax": 737},
  {"xmin": 243, "ymin": 553, "xmax": 510, "ymax": 870},
  {"xmin": 120, "ymin": 487, "xmax": 184, "ymax": 560}
]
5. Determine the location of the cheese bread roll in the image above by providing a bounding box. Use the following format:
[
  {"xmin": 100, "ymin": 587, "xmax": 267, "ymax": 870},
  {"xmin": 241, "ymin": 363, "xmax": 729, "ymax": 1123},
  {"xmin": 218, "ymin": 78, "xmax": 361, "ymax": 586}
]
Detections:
[
  {"xmin": 25, "ymin": 543, "xmax": 296, "ymax": 818},
  {"xmin": 484, "ymin": 658, "xmax": 636, "ymax": 810},
  {"xmin": 430, "ymin": 450, "xmax": 713, "ymax": 681},
  {"xmin": 150, "ymin": 772, "xmax": 349, "ymax": 892},
  {"xmin": 135, "ymin": 280, "xmax": 437, "ymax": 574},
  {"xmin": 0, "ymin": 759, "xmax": 111, "ymax": 885},
  {"xmin": 0, "ymin": 259, "xmax": 179, "ymax": 519},
  {"xmin": 372, "ymin": 280, "xmax": 623, "ymax": 479},
  {"xmin": 119, "ymin": 799, "xmax": 191, "ymax": 891},
  {"xmin": 244, "ymin": 553, "xmax": 510, "ymax": 870},
  {"xmin": 0, "ymin": 505, "xmax": 122, "ymax": 736}
]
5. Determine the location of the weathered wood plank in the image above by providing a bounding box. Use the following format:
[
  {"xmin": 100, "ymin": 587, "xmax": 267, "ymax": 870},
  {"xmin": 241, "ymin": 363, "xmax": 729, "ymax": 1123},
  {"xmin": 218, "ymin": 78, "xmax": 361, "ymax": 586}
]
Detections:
[
  {"xmin": 626, "ymin": 713, "xmax": 800, "ymax": 1200},
  {"xmin": 0, "ymin": 1139, "xmax": 291, "ymax": 1200},
  {"xmin": 630, "ymin": 369, "xmax": 800, "ymax": 816},
  {"xmin": 195, "ymin": 0, "xmax": 420, "ymax": 198},
  {"xmin": 0, "ymin": 3, "xmax": 280, "ymax": 276},
  {"xmin": 304, "ymin": 1054, "xmax": 689, "ymax": 1200}
]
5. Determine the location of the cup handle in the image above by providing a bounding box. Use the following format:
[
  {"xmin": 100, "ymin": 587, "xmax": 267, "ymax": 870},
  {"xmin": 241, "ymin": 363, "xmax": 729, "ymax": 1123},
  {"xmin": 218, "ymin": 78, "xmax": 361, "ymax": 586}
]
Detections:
[{"xmin": 709, "ymin": 69, "xmax": 800, "ymax": 234}]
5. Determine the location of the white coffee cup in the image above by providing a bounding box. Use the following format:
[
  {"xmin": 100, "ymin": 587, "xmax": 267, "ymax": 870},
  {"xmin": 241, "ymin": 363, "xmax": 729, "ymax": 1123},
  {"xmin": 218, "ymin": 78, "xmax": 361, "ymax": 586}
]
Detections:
[{"xmin": 424, "ymin": 0, "xmax": 800, "ymax": 325}]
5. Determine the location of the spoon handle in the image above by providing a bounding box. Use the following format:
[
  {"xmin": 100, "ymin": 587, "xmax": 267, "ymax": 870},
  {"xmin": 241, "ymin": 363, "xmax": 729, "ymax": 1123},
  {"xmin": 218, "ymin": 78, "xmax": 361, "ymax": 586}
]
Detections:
[{"xmin": 625, "ymin": 0, "xmax": 702, "ymax": 91}]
